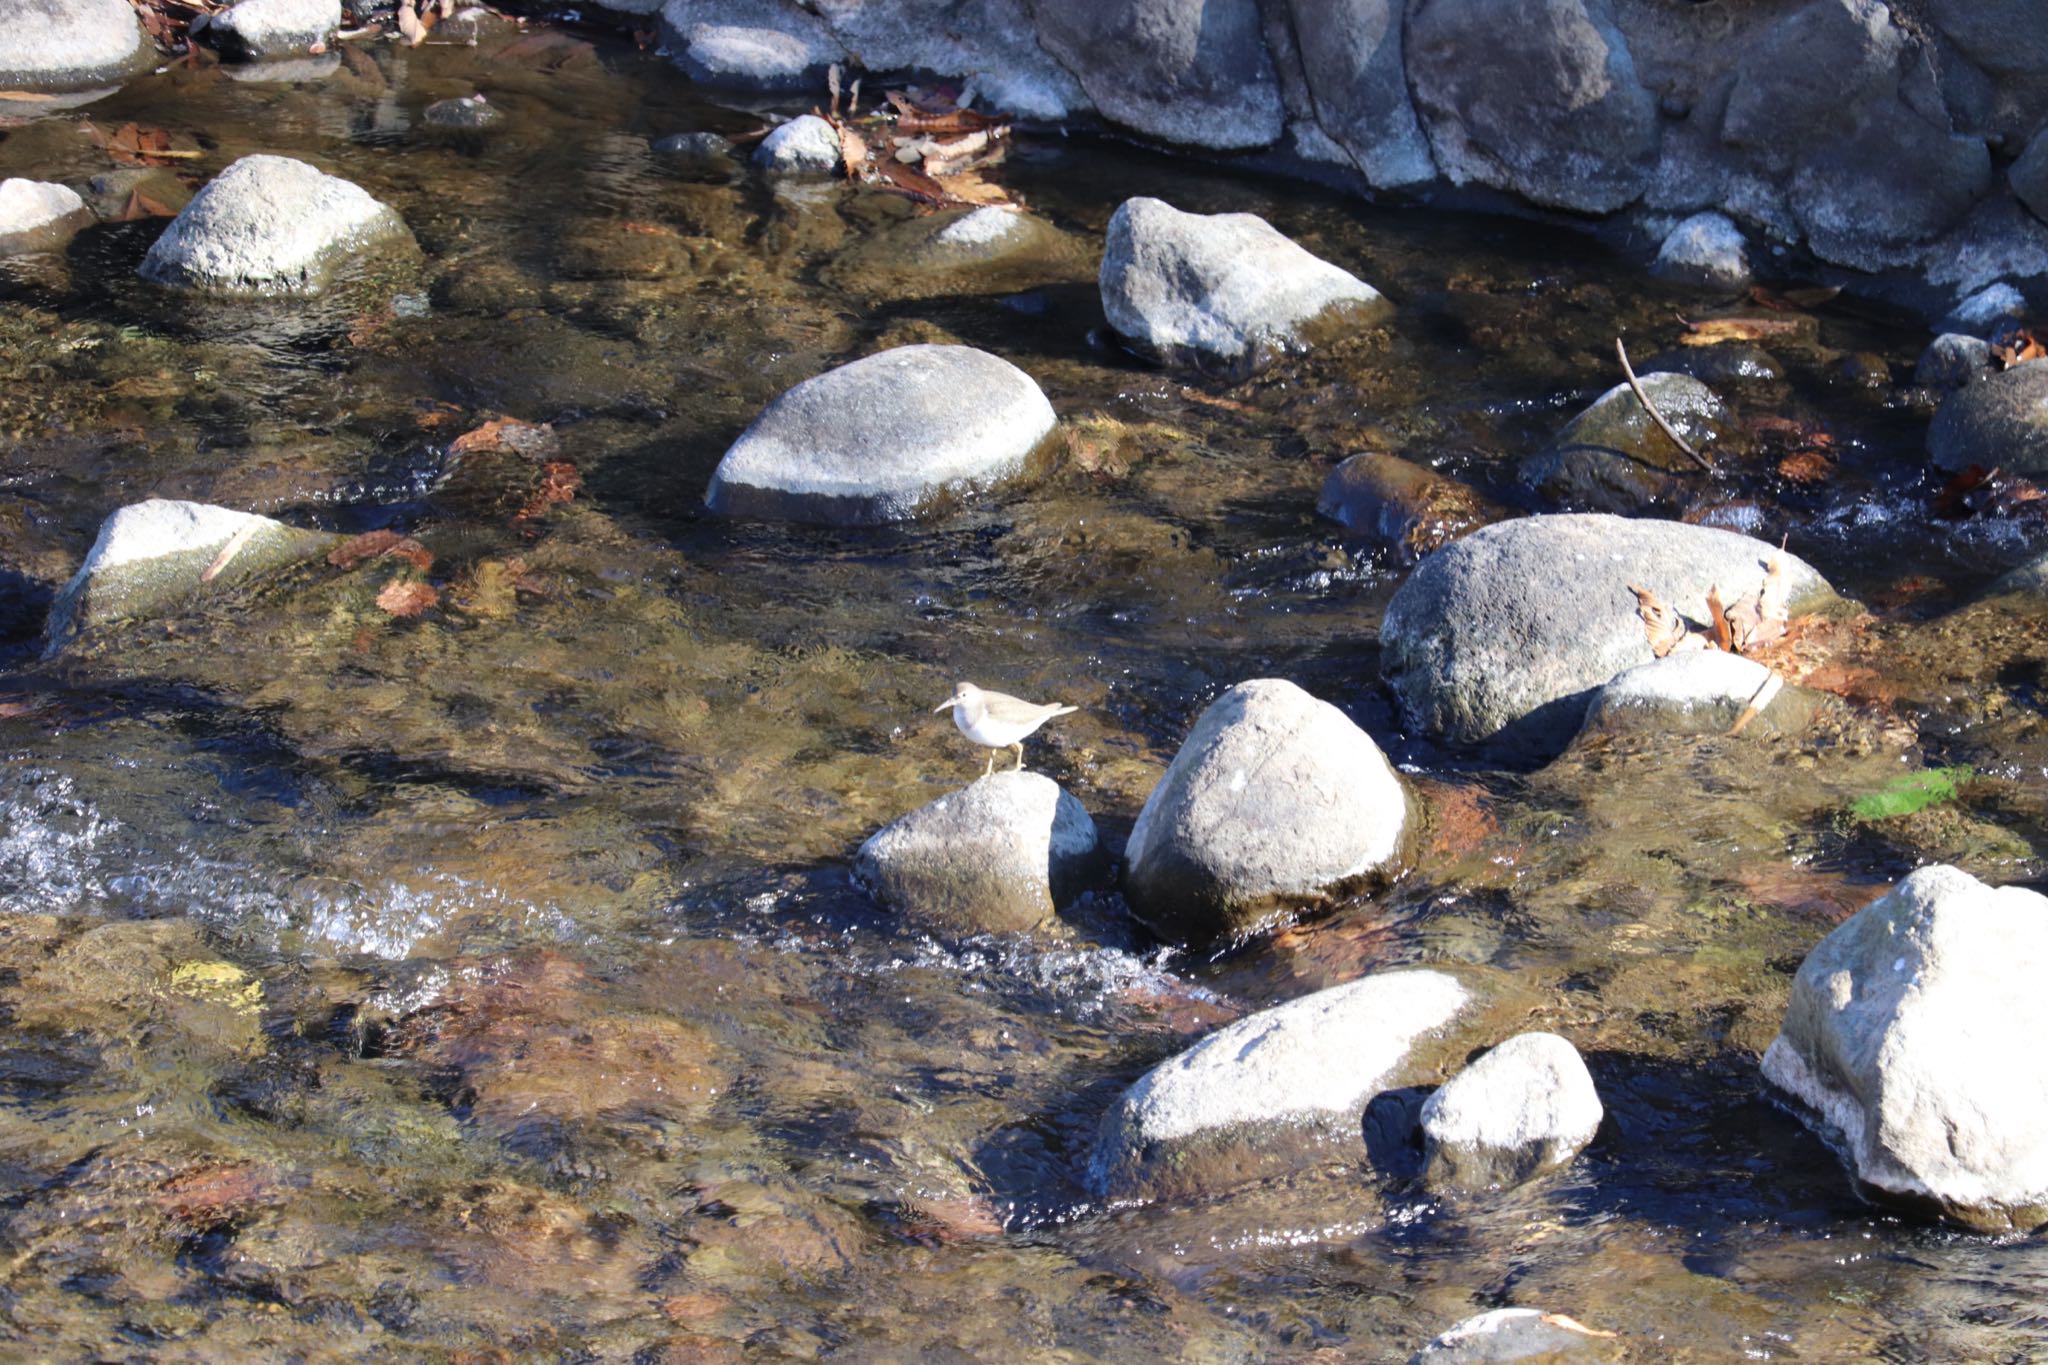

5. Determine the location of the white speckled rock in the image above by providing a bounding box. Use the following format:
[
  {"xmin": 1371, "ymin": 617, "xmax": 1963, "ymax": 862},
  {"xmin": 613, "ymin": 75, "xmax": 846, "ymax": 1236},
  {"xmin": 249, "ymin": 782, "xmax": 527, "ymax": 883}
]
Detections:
[
  {"xmin": 1580, "ymin": 650, "xmax": 1818, "ymax": 739},
  {"xmin": 1091, "ymin": 970, "xmax": 1471, "ymax": 1201},
  {"xmin": 1420, "ymin": 1032, "xmax": 1602, "ymax": 1192},
  {"xmin": 0, "ymin": 0, "xmax": 151, "ymax": 91},
  {"xmin": 0, "ymin": 178, "xmax": 91, "ymax": 251},
  {"xmin": 1652, "ymin": 211, "xmax": 1749, "ymax": 289},
  {"xmin": 660, "ymin": 0, "xmax": 841, "ymax": 87},
  {"xmin": 1762, "ymin": 866, "xmax": 2048, "ymax": 1233},
  {"xmin": 43, "ymin": 499, "xmax": 339, "ymax": 653},
  {"xmin": 139, "ymin": 155, "xmax": 415, "ymax": 295},
  {"xmin": 1123, "ymin": 678, "xmax": 1410, "ymax": 944},
  {"xmin": 206, "ymin": 0, "xmax": 339, "ymax": 58},
  {"xmin": 752, "ymin": 114, "xmax": 844, "ymax": 173},
  {"xmin": 853, "ymin": 771, "xmax": 1105, "ymax": 936},
  {"xmin": 705, "ymin": 345, "xmax": 1056, "ymax": 525},
  {"xmin": 1100, "ymin": 197, "xmax": 1390, "ymax": 373}
]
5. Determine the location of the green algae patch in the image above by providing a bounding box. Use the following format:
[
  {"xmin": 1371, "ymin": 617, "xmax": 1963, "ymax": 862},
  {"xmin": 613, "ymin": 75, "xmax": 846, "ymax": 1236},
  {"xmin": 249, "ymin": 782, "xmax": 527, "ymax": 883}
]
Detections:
[{"xmin": 1849, "ymin": 766, "xmax": 1975, "ymax": 823}]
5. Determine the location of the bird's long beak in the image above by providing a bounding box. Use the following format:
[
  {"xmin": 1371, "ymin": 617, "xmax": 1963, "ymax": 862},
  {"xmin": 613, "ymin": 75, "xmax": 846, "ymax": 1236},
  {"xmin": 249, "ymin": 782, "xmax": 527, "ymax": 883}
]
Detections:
[{"xmin": 932, "ymin": 698, "xmax": 958, "ymax": 713}]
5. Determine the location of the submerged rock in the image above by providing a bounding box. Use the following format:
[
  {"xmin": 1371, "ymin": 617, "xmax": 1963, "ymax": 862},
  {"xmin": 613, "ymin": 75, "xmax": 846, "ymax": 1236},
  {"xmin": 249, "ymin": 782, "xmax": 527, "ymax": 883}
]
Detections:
[
  {"xmin": 752, "ymin": 114, "xmax": 843, "ymax": 173},
  {"xmin": 1122, "ymin": 679, "xmax": 1410, "ymax": 945},
  {"xmin": 1099, "ymin": 197, "xmax": 1389, "ymax": 374},
  {"xmin": 1420, "ymin": 1032, "xmax": 1601, "ymax": 1193},
  {"xmin": 853, "ymin": 771, "xmax": 1105, "ymax": 936},
  {"xmin": 205, "ymin": 0, "xmax": 339, "ymax": 59},
  {"xmin": 423, "ymin": 95, "xmax": 500, "ymax": 130},
  {"xmin": 823, "ymin": 206, "xmax": 1089, "ymax": 301},
  {"xmin": 1762, "ymin": 866, "xmax": 2048, "ymax": 1233},
  {"xmin": 1580, "ymin": 650, "xmax": 1819, "ymax": 741},
  {"xmin": 1410, "ymin": 1308, "xmax": 1623, "ymax": 1364},
  {"xmin": 1317, "ymin": 452, "xmax": 1503, "ymax": 563},
  {"xmin": 1519, "ymin": 373, "xmax": 1729, "ymax": 513},
  {"xmin": 705, "ymin": 344, "xmax": 1056, "ymax": 525},
  {"xmin": 1652, "ymin": 211, "xmax": 1749, "ymax": 289},
  {"xmin": 1090, "ymin": 970, "xmax": 1471, "ymax": 1201},
  {"xmin": 1927, "ymin": 361, "xmax": 2048, "ymax": 473},
  {"xmin": 139, "ymin": 155, "xmax": 415, "ymax": 295},
  {"xmin": 1914, "ymin": 333, "xmax": 1994, "ymax": 390},
  {"xmin": 43, "ymin": 499, "xmax": 339, "ymax": 654},
  {"xmin": 651, "ymin": 130, "xmax": 736, "ymax": 175},
  {"xmin": 1379, "ymin": 513, "xmax": 1835, "ymax": 758},
  {"xmin": 0, "ymin": 0, "xmax": 152, "ymax": 91},
  {"xmin": 0, "ymin": 179, "xmax": 92, "ymax": 253}
]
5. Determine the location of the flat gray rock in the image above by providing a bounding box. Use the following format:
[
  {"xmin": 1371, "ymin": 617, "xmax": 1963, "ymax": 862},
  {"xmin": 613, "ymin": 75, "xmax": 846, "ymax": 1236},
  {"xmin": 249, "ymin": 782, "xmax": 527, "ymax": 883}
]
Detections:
[
  {"xmin": 1652, "ymin": 212, "xmax": 1749, "ymax": 289},
  {"xmin": 206, "ymin": 0, "xmax": 339, "ymax": 58},
  {"xmin": 706, "ymin": 345, "xmax": 1056, "ymax": 525},
  {"xmin": 1762, "ymin": 865, "xmax": 2048, "ymax": 1233},
  {"xmin": 1928, "ymin": 360, "xmax": 2048, "ymax": 473},
  {"xmin": 1420, "ymin": 1032, "xmax": 1602, "ymax": 1192},
  {"xmin": 139, "ymin": 155, "xmax": 415, "ymax": 295},
  {"xmin": 1379, "ymin": 514, "xmax": 1836, "ymax": 758},
  {"xmin": 1580, "ymin": 650, "xmax": 1818, "ymax": 740},
  {"xmin": 44, "ymin": 499, "xmax": 339, "ymax": 654},
  {"xmin": 752, "ymin": 114, "xmax": 843, "ymax": 174},
  {"xmin": 0, "ymin": 0, "xmax": 152, "ymax": 91},
  {"xmin": 0, "ymin": 178, "xmax": 91, "ymax": 252},
  {"xmin": 1410, "ymin": 1308, "xmax": 1623, "ymax": 1364},
  {"xmin": 1123, "ymin": 678, "xmax": 1410, "ymax": 945},
  {"xmin": 1101, "ymin": 197, "xmax": 1389, "ymax": 374},
  {"xmin": 660, "ymin": 0, "xmax": 841, "ymax": 87},
  {"xmin": 853, "ymin": 771, "xmax": 1104, "ymax": 936},
  {"xmin": 1091, "ymin": 970, "xmax": 1471, "ymax": 1201}
]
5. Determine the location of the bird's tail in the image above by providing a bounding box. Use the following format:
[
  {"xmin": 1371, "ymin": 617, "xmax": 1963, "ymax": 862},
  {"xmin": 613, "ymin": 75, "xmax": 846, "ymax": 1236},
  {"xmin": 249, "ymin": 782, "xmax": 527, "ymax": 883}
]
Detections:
[{"xmin": 1049, "ymin": 704, "xmax": 1079, "ymax": 718}]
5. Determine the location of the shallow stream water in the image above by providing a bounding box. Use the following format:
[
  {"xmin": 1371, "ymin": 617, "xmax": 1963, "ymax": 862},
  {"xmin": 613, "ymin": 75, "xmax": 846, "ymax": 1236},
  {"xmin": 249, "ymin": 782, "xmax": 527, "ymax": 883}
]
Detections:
[{"xmin": 2, "ymin": 16, "xmax": 2048, "ymax": 1362}]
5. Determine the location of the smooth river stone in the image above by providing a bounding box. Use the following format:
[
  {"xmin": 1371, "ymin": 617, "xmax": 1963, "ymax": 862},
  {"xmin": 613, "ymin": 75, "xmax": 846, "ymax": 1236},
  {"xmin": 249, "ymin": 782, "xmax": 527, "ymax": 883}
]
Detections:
[
  {"xmin": 0, "ymin": 0, "xmax": 151, "ymax": 91},
  {"xmin": 705, "ymin": 344, "xmax": 1057, "ymax": 525}
]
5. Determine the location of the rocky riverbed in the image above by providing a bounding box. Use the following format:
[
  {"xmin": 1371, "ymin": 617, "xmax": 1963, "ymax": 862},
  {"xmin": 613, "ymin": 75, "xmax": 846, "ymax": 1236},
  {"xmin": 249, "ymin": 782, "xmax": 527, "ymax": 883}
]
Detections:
[{"xmin": 1, "ymin": 3, "xmax": 2048, "ymax": 1361}]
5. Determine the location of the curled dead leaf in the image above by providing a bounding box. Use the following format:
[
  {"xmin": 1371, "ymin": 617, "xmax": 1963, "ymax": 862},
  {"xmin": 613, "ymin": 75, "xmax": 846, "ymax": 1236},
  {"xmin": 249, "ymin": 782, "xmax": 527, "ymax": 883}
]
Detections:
[
  {"xmin": 449, "ymin": 416, "xmax": 558, "ymax": 459},
  {"xmin": 330, "ymin": 529, "xmax": 433, "ymax": 572},
  {"xmin": 1628, "ymin": 583, "xmax": 1692, "ymax": 658},
  {"xmin": 376, "ymin": 578, "xmax": 439, "ymax": 618}
]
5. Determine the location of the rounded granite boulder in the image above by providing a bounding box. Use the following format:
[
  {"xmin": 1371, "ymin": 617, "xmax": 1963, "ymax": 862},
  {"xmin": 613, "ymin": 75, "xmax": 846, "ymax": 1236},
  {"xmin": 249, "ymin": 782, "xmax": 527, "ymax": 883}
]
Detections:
[
  {"xmin": 1420, "ymin": 1031, "xmax": 1602, "ymax": 1193},
  {"xmin": 0, "ymin": 0, "xmax": 153, "ymax": 92},
  {"xmin": 1928, "ymin": 360, "xmax": 2048, "ymax": 474},
  {"xmin": 139, "ymin": 155, "xmax": 415, "ymax": 295},
  {"xmin": 705, "ymin": 344, "xmax": 1057, "ymax": 525}
]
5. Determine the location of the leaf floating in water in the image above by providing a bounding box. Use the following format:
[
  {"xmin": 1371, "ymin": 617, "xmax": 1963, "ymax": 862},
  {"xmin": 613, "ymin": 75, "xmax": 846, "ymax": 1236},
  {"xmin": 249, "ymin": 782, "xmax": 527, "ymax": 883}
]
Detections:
[
  {"xmin": 329, "ymin": 529, "xmax": 433, "ymax": 572},
  {"xmin": 1678, "ymin": 315, "xmax": 1809, "ymax": 346},
  {"xmin": 1849, "ymin": 766, "xmax": 1975, "ymax": 823},
  {"xmin": 376, "ymin": 578, "xmax": 439, "ymax": 618},
  {"xmin": 449, "ymin": 416, "xmax": 558, "ymax": 459}
]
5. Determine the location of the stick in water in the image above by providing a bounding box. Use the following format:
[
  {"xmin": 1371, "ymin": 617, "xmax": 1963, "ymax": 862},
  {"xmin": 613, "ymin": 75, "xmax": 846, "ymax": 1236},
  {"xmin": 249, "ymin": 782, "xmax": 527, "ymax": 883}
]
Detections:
[{"xmin": 1616, "ymin": 337, "xmax": 1714, "ymax": 472}]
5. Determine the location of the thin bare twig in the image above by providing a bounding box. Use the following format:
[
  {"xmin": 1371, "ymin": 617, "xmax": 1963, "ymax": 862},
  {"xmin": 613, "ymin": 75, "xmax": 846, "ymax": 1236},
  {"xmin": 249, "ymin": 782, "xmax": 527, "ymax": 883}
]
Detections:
[
  {"xmin": 1727, "ymin": 668, "xmax": 1785, "ymax": 736},
  {"xmin": 1616, "ymin": 336, "xmax": 1713, "ymax": 472}
]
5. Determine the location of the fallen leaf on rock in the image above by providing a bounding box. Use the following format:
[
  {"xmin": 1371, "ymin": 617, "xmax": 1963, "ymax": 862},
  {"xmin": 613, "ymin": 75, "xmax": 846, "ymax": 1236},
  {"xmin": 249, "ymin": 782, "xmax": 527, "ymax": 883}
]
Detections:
[
  {"xmin": 1628, "ymin": 582, "xmax": 1693, "ymax": 658},
  {"xmin": 1705, "ymin": 584, "xmax": 1734, "ymax": 653},
  {"xmin": 156, "ymin": 1164, "xmax": 283, "ymax": 1229},
  {"xmin": 397, "ymin": 0, "xmax": 426, "ymax": 44},
  {"xmin": 929, "ymin": 168, "xmax": 1015, "ymax": 206},
  {"xmin": 836, "ymin": 122, "xmax": 868, "ymax": 181},
  {"xmin": 449, "ymin": 416, "xmax": 557, "ymax": 459},
  {"xmin": 1991, "ymin": 327, "xmax": 2047, "ymax": 370},
  {"xmin": 376, "ymin": 578, "xmax": 439, "ymax": 618},
  {"xmin": 328, "ymin": 528, "xmax": 435, "ymax": 571},
  {"xmin": 1679, "ymin": 316, "xmax": 1809, "ymax": 345},
  {"xmin": 514, "ymin": 461, "xmax": 580, "ymax": 521}
]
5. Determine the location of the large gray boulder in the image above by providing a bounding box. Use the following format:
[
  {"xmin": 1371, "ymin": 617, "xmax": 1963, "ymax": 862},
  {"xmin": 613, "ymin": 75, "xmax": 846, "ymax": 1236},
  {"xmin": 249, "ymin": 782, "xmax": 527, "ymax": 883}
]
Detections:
[
  {"xmin": 205, "ymin": 0, "xmax": 339, "ymax": 59},
  {"xmin": 1718, "ymin": 0, "xmax": 1903, "ymax": 173},
  {"xmin": 1033, "ymin": 0, "xmax": 1282, "ymax": 151},
  {"xmin": 1379, "ymin": 514, "xmax": 1836, "ymax": 757},
  {"xmin": 1123, "ymin": 678, "xmax": 1410, "ymax": 945},
  {"xmin": 1090, "ymin": 970, "xmax": 1471, "ymax": 1201},
  {"xmin": 853, "ymin": 771, "xmax": 1105, "ymax": 936},
  {"xmin": 1100, "ymin": 197, "xmax": 1389, "ymax": 374},
  {"xmin": 0, "ymin": 179, "xmax": 92, "ymax": 253},
  {"xmin": 1927, "ymin": 361, "xmax": 2048, "ymax": 473},
  {"xmin": 139, "ymin": 155, "xmax": 414, "ymax": 295},
  {"xmin": 1409, "ymin": 1308, "xmax": 1623, "ymax": 1365},
  {"xmin": 43, "ymin": 500, "xmax": 339, "ymax": 654},
  {"xmin": 1761, "ymin": 866, "xmax": 2048, "ymax": 1233},
  {"xmin": 1518, "ymin": 373, "xmax": 1730, "ymax": 513},
  {"xmin": 0, "ymin": 0, "xmax": 152, "ymax": 91},
  {"xmin": 1420, "ymin": 1032, "xmax": 1602, "ymax": 1193},
  {"xmin": 705, "ymin": 345, "xmax": 1056, "ymax": 525},
  {"xmin": 1280, "ymin": 0, "xmax": 1434, "ymax": 188},
  {"xmin": 1406, "ymin": 0, "xmax": 1658, "ymax": 213},
  {"xmin": 2014, "ymin": 128, "xmax": 2048, "ymax": 225},
  {"xmin": 1788, "ymin": 113, "xmax": 1992, "ymax": 272},
  {"xmin": 658, "ymin": 0, "xmax": 840, "ymax": 87}
]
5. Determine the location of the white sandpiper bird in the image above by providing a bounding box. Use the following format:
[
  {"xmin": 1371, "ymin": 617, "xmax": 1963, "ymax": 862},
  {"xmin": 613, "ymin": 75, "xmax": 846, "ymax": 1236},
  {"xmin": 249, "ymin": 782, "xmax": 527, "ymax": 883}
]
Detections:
[{"xmin": 932, "ymin": 682, "xmax": 1077, "ymax": 776}]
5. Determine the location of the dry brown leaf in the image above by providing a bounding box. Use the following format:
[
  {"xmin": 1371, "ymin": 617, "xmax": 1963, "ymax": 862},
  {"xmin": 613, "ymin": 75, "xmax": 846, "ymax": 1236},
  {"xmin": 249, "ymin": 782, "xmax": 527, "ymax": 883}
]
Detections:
[
  {"xmin": 1776, "ymin": 449, "xmax": 1833, "ymax": 484},
  {"xmin": 928, "ymin": 169, "xmax": 1015, "ymax": 206},
  {"xmin": 1991, "ymin": 327, "xmax": 2048, "ymax": 370},
  {"xmin": 111, "ymin": 188, "xmax": 178, "ymax": 221},
  {"xmin": 872, "ymin": 157, "xmax": 954, "ymax": 206},
  {"xmin": 1538, "ymin": 1314, "xmax": 1619, "ymax": 1340},
  {"xmin": 199, "ymin": 521, "xmax": 261, "ymax": 583},
  {"xmin": 84, "ymin": 119, "xmax": 204, "ymax": 166},
  {"xmin": 1628, "ymin": 583, "xmax": 1691, "ymax": 658},
  {"xmin": 1679, "ymin": 316, "xmax": 1809, "ymax": 346},
  {"xmin": 1705, "ymin": 584, "xmax": 1733, "ymax": 653},
  {"xmin": 329, "ymin": 529, "xmax": 433, "ymax": 572},
  {"xmin": 449, "ymin": 416, "xmax": 557, "ymax": 458},
  {"xmin": 397, "ymin": 0, "xmax": 425, "ymax": 45},
  {"xmin": 837, "ymin": 123, "xmax": 868, "ymax": 180},
  {"xmin": 376, "ymin": 578, "xmax": 438, "ymax": 618}
]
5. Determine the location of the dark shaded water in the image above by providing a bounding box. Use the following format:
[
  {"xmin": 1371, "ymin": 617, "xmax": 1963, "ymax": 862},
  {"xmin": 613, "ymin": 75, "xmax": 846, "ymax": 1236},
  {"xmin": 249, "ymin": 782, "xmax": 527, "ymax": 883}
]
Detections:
[{"xmin": 1, "ymin": 16, "xmax": 2047, "ymax": 1362}]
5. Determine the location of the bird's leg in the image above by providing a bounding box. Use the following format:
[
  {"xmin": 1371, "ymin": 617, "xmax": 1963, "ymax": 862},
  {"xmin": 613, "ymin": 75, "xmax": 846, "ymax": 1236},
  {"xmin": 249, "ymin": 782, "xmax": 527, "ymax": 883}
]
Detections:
[
  {"xmin": 1012, "ymin": 742, "xmax": 1026, "ymax": 772},
  {"xmin": 983, "ymin": 749, "xmax": 996, "ymax": 777}
]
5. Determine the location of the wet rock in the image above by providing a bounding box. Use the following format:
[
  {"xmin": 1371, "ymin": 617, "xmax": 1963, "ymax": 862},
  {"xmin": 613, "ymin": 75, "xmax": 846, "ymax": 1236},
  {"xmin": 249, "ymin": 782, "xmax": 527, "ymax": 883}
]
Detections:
[
  {"xmin": 2015, "ymin": 128, "xmax": 2048, "ymax": 225},
  {"xmin": 218, "ymin": 52, "xmax": 339, "ymax": 82},
  {"xmin": 1761, "ymin": 865, "xmax": 2048, "ymax": 1233},
  {"xmin": 1420, "ymin": 1032, "xmax": 1601, "ymax": 1193},
  {"xmin": 205, "ymin": 0, "xmax": 338, "ymax": 59},
  {"xmin": 1410, "ymin": 1307, "xmax": 1623, "ymax": 1364},
  {"xmin": 1379, "ymin": 513, "xmax": 1836, "ymax": 757},
  {"xmin": 1281, "ymin": 0, "xmax": 1435, "ymax": 188},
  {"xmin": 43, "ymin": 499, "xmax": 338, "ymax": 654},
  {"xmin": 1122, "ymin": 678, "xmax": 1410, "ymax": 945},
  {"xmin": 139, "ymin": 154, "xmax": 415, "ymax": 295},
  {"xmin": 853, "ymin": 771, "xmax": 1105, "ymax": 936},
  {"xmin": 1941, "ymin": 282, "xmax": 2028, "ymax": 337},
  {"xmin": 80, "ymin": 167, "xmax": 193, "ymax": 221},
  {"xmin": 805, "ymin": 0, "xmax": 1081, "ymax": 122},
  {"xmin": 1518, "ymin": 374, "xmax": 1729, "ymax": 513},
  {"xmin": 1914, "ymin": 333, "xmax": 1993, "ymax": 390},
  {"xmin": 0, "ymin": 0, "xmax": 152, "ymax": 91},
  {"xmin": 1579, "ymin": 650, "xmax": 1819, "ymax": 741},
  {"xmin": 1991, "ymin": 547, "xmax": 2048, "ymax": 596},
  {"xmin": 1927, "ymin": 360, "xmax": 2048, "ymax": 473},
  {"xmin": 824, "ymin": 206, "xmax": 1089, "ymax": 302},
  {"xmin": 423, "ymin": 94, "xmax": 500, "ymax": 130},
  {"xmin": 1407, "ymin": 0, "xmax": 1658, "ymax": 214},
  {"xmin": 1652, "ymin": 211, "xmax": 1748, "ymax": 289},
  {"xmin": 1317, "ymin": 452, "xmax": 1502, "ymax": 563},
  {"xmin": 705, "ymin": 344, "xmax": 1055, "ymax": 525},
  {"xmin": 1641, "ymin": 343, "xmax": 1783, "ymax": 389},
  {"xmin": 554, "ymin": 218, "xmax": 695, "ymax": 279},
  {"xmin": 1090, "ymin": 970, "xmax": 1471, "ymax": 1201},
  {"xmin": 652, "ymin": 130, "xmax": 736, "ymax": 174},
  {"xmin": 1033, "ymin": 0, "xmax": 1281, "ymax": 151},
  {"xmin": 752, "ymin": 114, "xmax": 842, "ymax": 174},
  {"xmin": 1100, "ymin": 197, "xmax": 1389, "ymax": 374},
  {"xmin": 0, "ymin": 178, "xmax": 91, "ymax": 253},
  {"xmin": 660, "ymin": 0, "xmax": 841, "ymax": 88}
]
